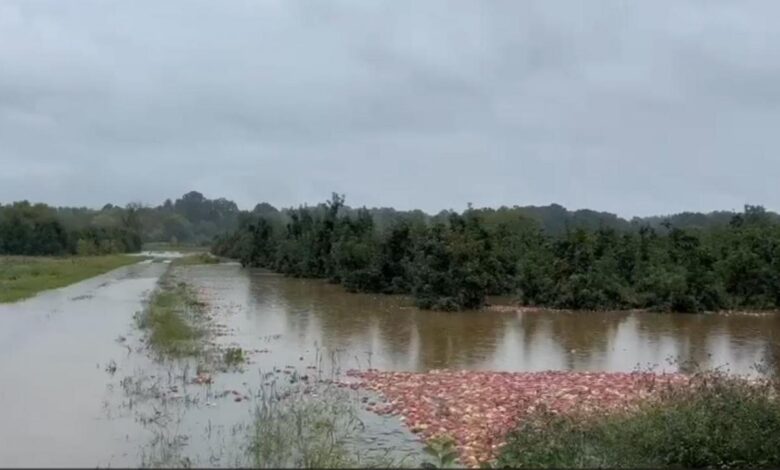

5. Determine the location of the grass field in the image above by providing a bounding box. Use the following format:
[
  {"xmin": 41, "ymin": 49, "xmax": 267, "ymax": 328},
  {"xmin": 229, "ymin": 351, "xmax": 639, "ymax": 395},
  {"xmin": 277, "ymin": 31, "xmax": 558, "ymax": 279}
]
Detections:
[{"xmin": 0, "ymin": 255, "xmax": 141, "ymax": 303}]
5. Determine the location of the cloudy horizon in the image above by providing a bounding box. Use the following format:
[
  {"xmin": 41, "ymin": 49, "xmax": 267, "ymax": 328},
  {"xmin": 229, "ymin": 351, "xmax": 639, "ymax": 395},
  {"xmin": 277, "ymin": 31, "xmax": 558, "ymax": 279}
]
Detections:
[{"xmin": 1, "ymin": 0, "xmax": 779, "ymax": 218}]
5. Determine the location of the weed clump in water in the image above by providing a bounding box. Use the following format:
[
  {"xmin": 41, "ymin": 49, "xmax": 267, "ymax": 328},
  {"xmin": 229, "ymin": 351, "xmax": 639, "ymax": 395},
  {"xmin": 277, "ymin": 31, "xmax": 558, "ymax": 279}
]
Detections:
[
  {"xmin": 136, "ymin": 278, "xmax": 205, "ymax": 357},
  {"xmin": 497, "ymin": 372, "xmax": 780, "ymax": 469},
  {"xmin": 244, "ymin": 374, "xmax": 412, "ymax": 469},
  {"xmin": 223, "ymin": 347, "xmax": 246, "ymax": 367},
  {"xmin": 247, "ymin": 385, "xmax": 363, "ymax": 468}
]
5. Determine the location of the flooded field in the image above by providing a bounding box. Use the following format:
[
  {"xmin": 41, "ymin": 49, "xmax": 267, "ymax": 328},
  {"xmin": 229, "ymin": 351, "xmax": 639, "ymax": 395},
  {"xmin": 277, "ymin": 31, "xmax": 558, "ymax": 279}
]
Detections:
[
  {"xmin": 229, "ymin": 266, "xmax": 780, "ymax": 375},
  {"xmin": 1, "ymin": 254, "xmax": 779, "ymax": 466}
]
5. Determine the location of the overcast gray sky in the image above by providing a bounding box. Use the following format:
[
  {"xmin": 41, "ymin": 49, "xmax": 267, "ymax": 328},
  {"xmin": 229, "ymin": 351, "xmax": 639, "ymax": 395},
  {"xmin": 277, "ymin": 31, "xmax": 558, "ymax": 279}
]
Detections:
[{"xmin": 1, "ymin": 0, "xmax": 778, "ymax": 217}]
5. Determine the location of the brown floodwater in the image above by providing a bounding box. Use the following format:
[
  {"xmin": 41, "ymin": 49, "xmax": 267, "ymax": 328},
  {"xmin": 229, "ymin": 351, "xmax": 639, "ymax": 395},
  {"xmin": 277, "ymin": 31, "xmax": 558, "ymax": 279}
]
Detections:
[
  {"xmin": 207, "ymin": 264, "xmax": 780, "ymax": 376},
  {"xmin": 1, "ymin": 257, "xmax": 779, "ymax": 467}
]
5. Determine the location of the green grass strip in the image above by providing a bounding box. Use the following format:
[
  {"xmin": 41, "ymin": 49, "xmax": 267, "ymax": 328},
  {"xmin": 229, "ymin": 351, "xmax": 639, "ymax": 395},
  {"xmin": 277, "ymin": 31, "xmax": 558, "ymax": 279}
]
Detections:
[
  {"xmin": 0, "ymin": 255, "xmax": 140, "ymax": 303},
  {"xmin": 137, "ymin": 279, "xmax": 206, "ymax": 357}
]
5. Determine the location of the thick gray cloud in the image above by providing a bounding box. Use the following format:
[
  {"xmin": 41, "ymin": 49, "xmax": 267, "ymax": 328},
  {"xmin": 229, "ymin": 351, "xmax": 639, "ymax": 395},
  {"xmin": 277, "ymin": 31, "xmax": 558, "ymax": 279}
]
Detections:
[{"xmin": 1, "ymin": 0, "xmax": 779, "ymax": 217}]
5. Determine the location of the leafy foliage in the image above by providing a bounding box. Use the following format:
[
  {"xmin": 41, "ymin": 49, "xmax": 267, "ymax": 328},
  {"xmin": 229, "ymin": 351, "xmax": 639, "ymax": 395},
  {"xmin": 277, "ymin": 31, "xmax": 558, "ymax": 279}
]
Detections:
[
  {"xmin": 423, "ymin": 435, "xmax": 459, "ymax": 468},
  {"xmin": 214, "ymin": 196, "xmax": 780, "ymax": 312},
  {"xmin": 0, "ymin": 190, "xmax": 245, "ymax": 255},
  {"xmin": 497, "ymin": 373, "xmax": 780, "ymax": 468},
  {"xmin": 8, "ymin": 190, "xmax": 780, "ymax": 313},
  {"xmin": 0, "ymin": 201, "xmax": 142, "ymax": 256}
]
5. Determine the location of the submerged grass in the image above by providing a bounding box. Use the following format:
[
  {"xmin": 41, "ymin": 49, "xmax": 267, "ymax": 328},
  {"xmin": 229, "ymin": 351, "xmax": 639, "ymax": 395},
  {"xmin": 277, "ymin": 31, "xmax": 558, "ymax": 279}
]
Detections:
[
  {"xmin": 137, "ymin": 277, "xmax": 206, "ymax": 357},
  {"xmin": 245, "ymin": 377, "xmax": 412, "ymax": 469},
  {"xmin": 248, "ymin": 386, "xmax": 361, "ymax": 468},
  {"xmin": 497, "ymin": 372, "xmax": 780, "ymax": 469},
  {"xmin": 223, "ymin": 347, "xmax": 246, "ymax": 367},
  {"xmin": 0, "ymin": 254, "xmax": 140, "ymax": 303}
]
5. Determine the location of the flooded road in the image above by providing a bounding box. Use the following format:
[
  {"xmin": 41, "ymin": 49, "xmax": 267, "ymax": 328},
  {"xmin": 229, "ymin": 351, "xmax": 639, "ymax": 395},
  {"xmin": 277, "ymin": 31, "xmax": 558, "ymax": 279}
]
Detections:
[
  {"xmin": 1, "ymin": 257, "xmax": 779, "ymax": 466},
  {"xmin": 0, "ymin": 260, "xmax": 168, "ymax": 467}
]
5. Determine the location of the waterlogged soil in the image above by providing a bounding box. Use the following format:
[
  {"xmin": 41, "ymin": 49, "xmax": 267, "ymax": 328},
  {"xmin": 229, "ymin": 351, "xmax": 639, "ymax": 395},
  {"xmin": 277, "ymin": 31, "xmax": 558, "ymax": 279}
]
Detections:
[{"xmin": 2, "ymin": 258, "xmax": 780, "ymax": 467}]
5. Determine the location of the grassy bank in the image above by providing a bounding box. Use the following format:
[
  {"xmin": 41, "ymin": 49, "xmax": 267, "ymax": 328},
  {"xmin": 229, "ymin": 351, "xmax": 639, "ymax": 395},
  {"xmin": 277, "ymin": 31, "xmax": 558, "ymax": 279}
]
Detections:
[
  {"xmin": 497, "ymin": 373, "xmax": 780, "ymax": 469},
  {"xmin": 0, "ymin": 255, "xmax": 140, "ymax": 303},
  {"xmin": 136, "ymin": 277, "xmax": 207, "ymax": 357}
]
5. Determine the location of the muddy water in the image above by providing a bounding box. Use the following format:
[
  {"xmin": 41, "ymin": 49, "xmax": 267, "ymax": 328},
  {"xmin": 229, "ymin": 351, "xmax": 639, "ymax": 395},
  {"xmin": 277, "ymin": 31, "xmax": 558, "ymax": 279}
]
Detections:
[
  {"xmin": 0, "ymin": 258, "xmax": 424, "ymax": 467},
  {"xmin": 201, "ymin": 264, "xmax": 780, "ymax": 376},
  {"xmin": 0, "ymin": 260, "xmax": 168, "ymax": 467},
  {"xmin": 2, "ymin": 258, "xmax": 779, "ymax": 467}
]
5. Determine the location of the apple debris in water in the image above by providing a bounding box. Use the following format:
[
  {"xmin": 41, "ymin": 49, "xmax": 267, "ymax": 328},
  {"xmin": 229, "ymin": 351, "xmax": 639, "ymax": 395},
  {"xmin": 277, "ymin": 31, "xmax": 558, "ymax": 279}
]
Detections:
[{"xmin": 346, "ymin": 369, "xmax": 688, "ymax": 466}]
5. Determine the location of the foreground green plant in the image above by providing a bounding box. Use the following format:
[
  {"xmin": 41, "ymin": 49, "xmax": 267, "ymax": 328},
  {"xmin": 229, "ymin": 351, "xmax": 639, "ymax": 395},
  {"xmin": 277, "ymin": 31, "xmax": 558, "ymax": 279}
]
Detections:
[
  {"xmin": 497, "ymin": 372, "xmax": 780, "ymax": 468},
  {"xmin": 248, "ymin": 387, "xmax": 361, "ymax": 468},
  {"xmin": 137, "ymin": 278, "xmax": 206, "ymax": 357},
  {"xmin": 246, "ymin": 380, "xmax": 409, "ymax": 469},
  {"xmin": 0, "ymin": 255, "xmax": 140, "ymax": 302},
  {"xmin": 423, "ymin": 435, "xmax": 459, "ymax": 468}
]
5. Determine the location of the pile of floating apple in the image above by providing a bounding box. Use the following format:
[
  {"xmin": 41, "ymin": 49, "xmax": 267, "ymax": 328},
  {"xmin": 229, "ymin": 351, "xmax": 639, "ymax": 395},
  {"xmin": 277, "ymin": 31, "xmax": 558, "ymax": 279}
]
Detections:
[{"xmin": 346, "ymin": 369, "xmax": 688, "ymax": 467}]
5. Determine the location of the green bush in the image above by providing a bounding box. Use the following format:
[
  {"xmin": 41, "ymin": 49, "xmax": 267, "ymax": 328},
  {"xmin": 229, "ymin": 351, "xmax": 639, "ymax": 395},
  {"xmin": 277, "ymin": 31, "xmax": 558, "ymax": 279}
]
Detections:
[{"xmin": 497, "ymin": 373, "xmax": 780, "ymax": 468}]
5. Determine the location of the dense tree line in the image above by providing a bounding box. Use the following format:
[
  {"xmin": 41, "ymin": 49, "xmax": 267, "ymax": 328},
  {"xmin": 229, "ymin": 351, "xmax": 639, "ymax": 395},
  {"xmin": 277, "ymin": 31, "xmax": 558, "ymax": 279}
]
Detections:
[
  {"xmin": 137, "ymin": 191, "xmax": 241, "ymax": 244},
  {"xmin": 7, "ymin": 188, "xmax": 780, "ymax": 311},
  {"xmin": 0, "ymin": 191, "xmax": 242, "ymax": 256},
  {"xmin": 54, "ymin": 191, "xmax": 241, "ymax": 245},
  {"xmin": 213, "ymin": 195, "xmax": 780, "ymax": 313},
  {"xmin": 0, "ymin": 201, "xmax": 142, "ymax": 256}
]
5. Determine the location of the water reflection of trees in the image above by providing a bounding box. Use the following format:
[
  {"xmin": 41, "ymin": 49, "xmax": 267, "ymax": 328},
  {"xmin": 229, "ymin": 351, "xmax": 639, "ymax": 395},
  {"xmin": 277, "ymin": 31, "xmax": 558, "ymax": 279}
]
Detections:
[
  {"xmin": 246, "ymin": 271, "xmax": 313, "ymax": 339},
  {"xmin": 515, "ymin": 311, "xmax": 627, "ymax": 370},
  {"xmin": 245, "ymin": 271, "xmax": 780, "ymax": 376},
  {"xmin": 266, "ymin": 276, "xmax": 399, "ymax": 354},
  {"xmin": 761, "ymin": 315, "xmax": 780, "ymax": 376},
  {"xmin": 631, "ymin": 313, "xmax": 779, "ymax": 374},
  {"xmin": 509, "ymin": 310, "xmax": 780, "ymax": 375},
  {"xmin": 412, "ymin": 311, "xmax": 507, "ymax": 371},
  {"xmin": 252, "ymin": 274, "xmax": 506, "ymax": 371}
]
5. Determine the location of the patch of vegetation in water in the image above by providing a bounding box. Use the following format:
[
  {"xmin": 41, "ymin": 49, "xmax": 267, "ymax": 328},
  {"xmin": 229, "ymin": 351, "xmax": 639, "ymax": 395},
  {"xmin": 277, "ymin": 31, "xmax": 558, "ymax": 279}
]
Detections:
[
  {"xmin": 171, "ymin": 252, "xmax": 220, "ymax": 266},
  {"xmin": 245, "ymin": 380, "xmax": 412, "ymax": 469},
  {"xmin": 223, "ymin": 347, "xmax": 246, "ymax": 367},
  {"xmin": 137, "ymin": 278, "xmax": 206, "ymax": 357},
  {"xmin": 496, "ymin": 372, "xmax": 780, "ymax": 469},
  {"xmin": 0, "ymin": 254, "xmax": 140, "ymax": 303}
]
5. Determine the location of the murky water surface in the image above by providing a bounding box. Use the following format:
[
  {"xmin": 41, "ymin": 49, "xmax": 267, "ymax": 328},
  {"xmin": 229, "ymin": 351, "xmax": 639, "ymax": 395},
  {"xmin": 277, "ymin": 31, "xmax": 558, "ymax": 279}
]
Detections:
[
  {"xmin": 1, "ymin": 256, "xmax": 779, "ymax": 466},
  {"xmin": 0, "ymin": 261, "xmax": 167, "ymax": 467},
  {"xmin": 213, "ymin": 265, "xmax": 779, "ymax": 375}
]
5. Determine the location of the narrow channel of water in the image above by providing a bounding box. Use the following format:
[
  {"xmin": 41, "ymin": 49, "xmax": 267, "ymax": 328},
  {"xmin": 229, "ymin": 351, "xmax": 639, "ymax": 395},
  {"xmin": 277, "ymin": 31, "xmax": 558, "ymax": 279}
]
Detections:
[{"xmin": 0, "ymin": 261, "xmax": 167, "ymax": 467}]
